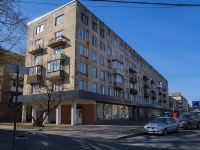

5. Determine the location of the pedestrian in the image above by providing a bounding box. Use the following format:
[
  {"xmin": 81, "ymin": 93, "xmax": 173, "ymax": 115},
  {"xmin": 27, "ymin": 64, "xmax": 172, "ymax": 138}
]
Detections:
[{"xmin": 172, "ymin": 113, "xmax": 177, "ymax": 119}]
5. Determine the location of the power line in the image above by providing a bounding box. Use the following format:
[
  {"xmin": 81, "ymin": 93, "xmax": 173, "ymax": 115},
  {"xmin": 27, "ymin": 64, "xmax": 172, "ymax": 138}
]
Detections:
[{"xmin": 85, "ymin": 0, "xmax": 200, "ymax": 7}]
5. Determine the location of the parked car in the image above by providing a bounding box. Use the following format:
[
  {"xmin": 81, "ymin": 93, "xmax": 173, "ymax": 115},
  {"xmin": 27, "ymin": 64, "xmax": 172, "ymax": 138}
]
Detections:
[
  {"xmin": 176, "ymin": 113, "xmax": 200, "ymax": 130},
  {"xmin": 143, "ymin": 117, "xmax": 179, "ymax": 136}
]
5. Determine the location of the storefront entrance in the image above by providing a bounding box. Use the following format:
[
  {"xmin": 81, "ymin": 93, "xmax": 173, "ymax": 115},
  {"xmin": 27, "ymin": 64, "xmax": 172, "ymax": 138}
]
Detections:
[{"xmin": 76, "ymin": 109, "xmax": 83, "ymax": 124}]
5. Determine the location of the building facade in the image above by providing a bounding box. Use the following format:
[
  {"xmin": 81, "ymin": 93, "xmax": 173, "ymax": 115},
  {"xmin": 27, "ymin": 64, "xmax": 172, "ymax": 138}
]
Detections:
[
  {"xmin": 19, "ymin": 0, "xmax": 169, "ymax": 125},
  {"xmin": 0, "ymin": 49, "xmax": 25, "ymax": 121},
  {"xmin": 169, "ymin": 92, "xmax": 189, "ymax": 114}
]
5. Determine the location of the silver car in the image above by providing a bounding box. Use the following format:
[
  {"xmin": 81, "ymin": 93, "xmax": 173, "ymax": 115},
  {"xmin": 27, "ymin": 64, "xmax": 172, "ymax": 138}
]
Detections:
[{"xmin": 144, "ymin": 117, "xmax": 179, "ymax": 135}]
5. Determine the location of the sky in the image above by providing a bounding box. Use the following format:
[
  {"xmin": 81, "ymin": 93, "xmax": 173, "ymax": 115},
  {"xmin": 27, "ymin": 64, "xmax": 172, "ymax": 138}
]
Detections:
[{"xmin": 19, "ymin": 0, "xmax": 200, "ymax": 104}]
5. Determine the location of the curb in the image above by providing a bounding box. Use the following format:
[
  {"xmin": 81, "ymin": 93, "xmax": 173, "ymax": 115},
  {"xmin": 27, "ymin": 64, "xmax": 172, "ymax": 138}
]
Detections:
[{"xmin": 115, "ymin": 131, "xmax": 144, "ymax": 140}]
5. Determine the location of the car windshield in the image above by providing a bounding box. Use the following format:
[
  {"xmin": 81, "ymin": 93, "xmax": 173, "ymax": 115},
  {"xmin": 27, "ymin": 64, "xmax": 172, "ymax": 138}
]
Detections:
[
  {"xmin": 178, "ymin": 114, "xmax": 191, "ymax": 119},
  {"xmin": 151, "ymin": 118, "xmax": 167, "ymax": 124}
]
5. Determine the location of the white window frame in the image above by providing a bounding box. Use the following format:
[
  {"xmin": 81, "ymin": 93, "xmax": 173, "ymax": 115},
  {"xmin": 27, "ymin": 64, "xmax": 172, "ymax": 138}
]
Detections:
[
  {"xmin": 80, "ymin": 28, "xmax": 88, "ymax": 41},
  {"xmin": 92, "ymin": 51, "xmax": 97, "ymax": 62},
  {"xmin": 55, "ymin": 15, "xmax": 64, "ymax": 26},
  {"xmin": 80, "ymin": 63, "xmax": 87, "ymax": 74},
  {"xmin": 80, "ymin": 45, "xmax": 88, "ymax": 57},
  {"xmin": 36, "ymin": 24, "xmax": 44, "ymax": 34}
]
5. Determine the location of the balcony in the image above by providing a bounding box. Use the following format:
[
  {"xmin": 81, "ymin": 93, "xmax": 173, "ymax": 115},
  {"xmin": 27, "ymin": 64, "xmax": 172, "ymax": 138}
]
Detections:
[
  {"xmin": 113, "ymin": 82, "xmax": 123, "ymax": 90},
  {"xmin": 112, "ymin": 68, "xmax": 124, "ymax": 76},
  {"xmin": 47, "ymin": 53, "xmax": 65, "ymax": 62},
  {"xmin": 129, "ymin": 66, "xmax": 137, "ymax": 73},
  {"xmin": 48, "ymin": 36, "xmax": 67, "ymax": 48},
  {"xmin": 112, "ymin": 55, "xmax": 123, "ymax": 64},
  {"xmin": 144, "ymin": 84, "xmax": 149, "ymax": 89},
  {"xmin": 152, "ymin": 94, "xmax": 157, "ymax": 100},
  {"xmin": 130, "ymin": 88, "xmax": 138, "ymax": 95},
  {"xmin": 159, "ymin": 91, "xmax": 163, "ymax": 95},
  {"xmin": 46, "ymin": 70, "xmax": 64, "ymax": 80},
  {"xmin": 130, "ymin": 77, "xmax": 137, "ymax": 84},
  {"xmin": 27, "ymin": 75, "xmax": 41, "ymax": 84},
  {"xmin": 151, "ymin": 88, "xmax": 156, "ymax": 92},
  {"xmin": 143, "ymin": 75, "xmax": 149, "ymax": 81},
  {"xmin": 28, "ymin": 44, "xmax": 44, "ymax": 55},
  {"xmin": 144, "ymin": 92, "xmax": 150, "ymax": 98},
  {"xmin": 163, "ymin": 94, "xmax": 166, "ymax": 97}
]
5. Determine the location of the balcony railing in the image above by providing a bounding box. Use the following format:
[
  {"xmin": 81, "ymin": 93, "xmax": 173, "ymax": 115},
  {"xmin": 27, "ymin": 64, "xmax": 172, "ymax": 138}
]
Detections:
[
  {"xmin": 112, "ymin": 55, "xmax": 123, "ymax": 64},
  {"xmin": 144, "ymin": 84, "xmax": 149, "ymax": 89},
  {"xmin": 27, "ymin": 75, "xmax": 42, "ymax": 84},
  {"xmin": 143, "ymin": 75, "xmax": 149, "ymax": 81},
  {"xmin": 113, "ymin": 82, "xmax": 123, "ymax": 90},
  {"xmin": 112, "ymin": 68, "xmax": 124, "ymax": 76},
  {"xmin": 130, "ymin": 88, "xmax": 138, "ymax": 95},
  {"xmin": 130, "ymin": 77, "xmax": 137, "ymax": 84},
  {"xmin": 28, "ymin": 44, "xmax": 44, "ymax": 55},
  {"xmin": 129, "ymin": 66, "xmax": 137, "ymax": 73},
  {"xmin": 46, "ymin": 70, "xmax": 64, "ymax": 80},
  {"xmin": 144, "ymin": 92, "xmax": 150, "ymax": 98},
  {"xmin": 48, "ymin": 36, "xmax": 67, "ymax": 48},
  {"xmin": 47, "ymin": 53, "xmax": 65, "ymax": 62}
]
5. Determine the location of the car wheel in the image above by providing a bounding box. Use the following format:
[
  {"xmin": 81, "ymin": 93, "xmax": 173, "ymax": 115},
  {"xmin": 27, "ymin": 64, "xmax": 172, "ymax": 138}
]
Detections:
[
  {"xmin": 197, "ymin": 122, "xmax": 200, "ymax": 129},
  {"xmin": 175, "ymin": 126, "xmax": 179, "ymax": 133},
  {"xmin": 163, "ymin": 128, "xmax": 167, "ymax": 136},
  {"xmin": 187, "ymin": 123, "xmax": 191, "ymax": 130}
]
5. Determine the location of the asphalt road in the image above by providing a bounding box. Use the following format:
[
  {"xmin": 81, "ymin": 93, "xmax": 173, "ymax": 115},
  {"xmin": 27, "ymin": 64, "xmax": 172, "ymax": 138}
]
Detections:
[{"xmin": 1, "ymin": 126, "xmax": 200, "ymax": 150}]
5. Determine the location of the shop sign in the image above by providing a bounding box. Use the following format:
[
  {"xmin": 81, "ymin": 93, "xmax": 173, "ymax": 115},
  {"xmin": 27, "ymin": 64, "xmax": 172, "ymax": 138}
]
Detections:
[{"xmin": 103, "ymin": 96, "xmax": 131, "ymax": 104}]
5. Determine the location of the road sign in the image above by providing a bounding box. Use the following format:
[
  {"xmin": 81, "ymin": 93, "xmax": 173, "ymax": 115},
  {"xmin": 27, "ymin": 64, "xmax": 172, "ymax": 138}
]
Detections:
[{"xmin": 6, "ymin": 64, "xmax": 29, "ymax": 75}]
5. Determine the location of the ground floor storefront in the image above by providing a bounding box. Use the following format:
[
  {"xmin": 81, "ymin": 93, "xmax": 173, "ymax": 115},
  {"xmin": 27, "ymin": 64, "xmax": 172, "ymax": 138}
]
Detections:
[{"xmin": 19, "ymin": 90, "xmax": 170, "ymax": 125}]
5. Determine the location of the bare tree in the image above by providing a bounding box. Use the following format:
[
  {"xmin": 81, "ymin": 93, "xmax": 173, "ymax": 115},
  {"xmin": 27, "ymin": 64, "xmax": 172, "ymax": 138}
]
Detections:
[
  {"xmin": 0, "ymin": 0, "xmax": 29, "ymax": 51},
  {"xmin": 29, "ymin": 81, "xmax": 77, "ymax": 126}
]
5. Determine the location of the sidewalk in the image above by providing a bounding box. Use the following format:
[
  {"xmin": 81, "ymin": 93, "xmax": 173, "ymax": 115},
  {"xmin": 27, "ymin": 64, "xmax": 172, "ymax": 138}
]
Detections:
[{"xmin": 0, "ymin": 120, "xmax": 148, "ymax": 150}]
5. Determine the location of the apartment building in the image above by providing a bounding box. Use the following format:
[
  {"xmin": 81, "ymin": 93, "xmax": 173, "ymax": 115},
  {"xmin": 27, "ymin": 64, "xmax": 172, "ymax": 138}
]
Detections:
[
  {"xmin": 19, "ymin": 0, "xmax": 169, "ymax": 125},
  {"xmin": 169, "ymin": 92, "xmax": 189, "ymax": 114},
  {"xmin": 0, "ymin": 49, "xmax": 25, "ymax": 121}
]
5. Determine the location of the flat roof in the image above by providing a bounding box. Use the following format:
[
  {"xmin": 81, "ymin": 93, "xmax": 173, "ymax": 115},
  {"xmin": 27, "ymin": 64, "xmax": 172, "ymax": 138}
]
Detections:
[{"xmin": 28, "ymin": 0, "xmax": 76, "ymax": 25}]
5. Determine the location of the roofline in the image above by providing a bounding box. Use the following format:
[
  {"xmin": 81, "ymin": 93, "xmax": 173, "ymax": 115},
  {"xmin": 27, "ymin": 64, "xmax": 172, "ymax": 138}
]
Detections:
[{"xmin": 28, "ymin": 0, "xmax": 77, "ymax": 25}]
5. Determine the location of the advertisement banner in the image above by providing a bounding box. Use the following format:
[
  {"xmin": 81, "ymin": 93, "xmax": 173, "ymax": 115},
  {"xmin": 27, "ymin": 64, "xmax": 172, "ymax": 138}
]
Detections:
[{"xmin": 192, "ymin": 101, "xmax": 200, "ymax": 109}]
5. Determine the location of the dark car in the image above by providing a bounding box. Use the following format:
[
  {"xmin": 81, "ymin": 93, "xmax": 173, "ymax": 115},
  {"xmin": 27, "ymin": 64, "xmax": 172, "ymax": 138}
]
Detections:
[{"xmin": 176, "ymin": 113, "xmax": 200, "ymax": 130}]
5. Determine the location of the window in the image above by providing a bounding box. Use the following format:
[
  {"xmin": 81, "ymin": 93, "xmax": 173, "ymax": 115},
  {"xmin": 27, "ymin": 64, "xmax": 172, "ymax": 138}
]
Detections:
[
  {"xmin": 114, "ymin": 74, "xmax": 123, "ymax": 83},
  {"xmin": 120, "ymin": 44, "xmax": 123, "ymax": 51},
  {"xmin": 114, "ymin": 90, "xmax": 119, "ymax": 97},
  {"xmin": 32, "ymin": 84, "xmax": 39, "ymax": 94},
  {"xmin": 107, "ymin": 60, "xmax": 112, "ymax": 69},
  {"xmin": 106, "ymin": 33, "xmax": 112, "ymax": 42},
  {"xmin": 54, "ymin": 46, "xmax": 63, "ymax": 54},
  {"xmin": 55, "ymin": 15, "xmax": 64, "ymax": 26},
  {"xmin": 36, "ymin": 24, "xmax": 43, "ymax": 34},
  {"xmin": 92, "ymin": 36, "xmax": 97, "ymax": 47},
  {"xmin": 100, "ymin": 71, "xmax": 105, "ymax": 80},
  {"xmin": 108, "ymin": 73, "xmax": 112, "ymax": 82},
  {"xmin": 125, "ymin": 59, "xmax": 129, "ymax": 66},
  {"xmin": 100, "ymin": 41, "xmax": 105, "ymax": 51},
  {"xmin": 81, "ymin": 13, "xmax": 88, "ymax": 25},
  {"xmin": 54, "ymin": 30, "xmax": 63, "ymax": 41},
  {"xmin": 100, "ymin": 28, "xmax": 104, "ymax": 38},
  {"xmin": 35, "ymin": 54, "xmax": 41, "ymax": 65},
  {"xmin": 92, "ymin": 22, "xmax": 97, "ymax": 32},
  {"xmin": 80, "ymin": 63, "xmax": 87, "ymax": 74},
  {"xmin": 53, "ymin": 81, "xmax": 61, "ymax": 91},
  {"xmin": 100, "ymin": 56, "xmax": 105, "ymax": 65},
  {"xmin": 113, "ymin": 61, "xmax": 123, "ymax": 71},
  {"xmin": 47, "ymin": 60, "xmax": 62, "ymax": 72},
  {"xmin": 92, "ymin": 67, "xmax": 97, "ymax": 78},
  {"xmin": 92, "ymin": 51, "xmax": 97, "ymax": 62},
  {"xmin": 107, "ymin": 46, "xmax": 111, "ymax": 55},
  {"xmin": 80, "ymin": 45, "xmax": 88, "ymax": 57},
  {"xmin": 113, "ymin": 38, "xmax": 118, "ymax": 47},
  {"xmin": 80, "ymin": 28, "xmax": 88, "ymax": 40},
  {"xmin": 108, "ymin": 88, "xmax": 112, "ymax": 96},
  {"xmin": 29, "ymin": 66, "xmax": 41, "ymax": 76},
  {"xmin": 35, "ymin": 39, "xmax": 42, "ymax": 46},
  {"xmin": 101, "ymin": 86, "xmax": 105, "ymax": 94},
  {"xmin": 79, "ymin": 81, "xmax": 88, "ymax": 91},
  {"xmin": 92, "ymin": 83, "xmax": 97, "ymax": 93},
  {"xmin": 126, "ymin": 82, "xmax": 129, "ymax": 89}
]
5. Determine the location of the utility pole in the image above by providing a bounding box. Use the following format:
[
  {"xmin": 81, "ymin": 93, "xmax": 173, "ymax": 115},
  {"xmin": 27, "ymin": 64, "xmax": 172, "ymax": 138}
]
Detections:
[{"xmin": 12, "ymin": 65, "xmax": 19, "ymax": 150}]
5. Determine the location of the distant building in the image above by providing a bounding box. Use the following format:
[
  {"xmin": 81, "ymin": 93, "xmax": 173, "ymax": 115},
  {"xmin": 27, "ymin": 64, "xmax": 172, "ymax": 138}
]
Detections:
[
  {"xmin": 19, "ymin": 0, "xmax": 169, "ymax": 125},
  {"xmin": 169, "ymin": 92, "xmax": 188, "ymax": 114},
  {"xmin": 0, "ymin": 49, "xmax": 25, "ymax": 121}
]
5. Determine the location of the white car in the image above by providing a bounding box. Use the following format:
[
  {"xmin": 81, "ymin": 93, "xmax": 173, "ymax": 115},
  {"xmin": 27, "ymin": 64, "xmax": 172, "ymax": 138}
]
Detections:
[{"xmin": 144, "ymin": 117, "xmax": 179, "ymax": 135}]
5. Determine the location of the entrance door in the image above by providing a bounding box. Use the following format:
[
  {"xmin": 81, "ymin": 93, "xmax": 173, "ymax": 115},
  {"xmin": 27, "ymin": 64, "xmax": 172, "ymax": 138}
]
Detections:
[{"xmin": 76, "ymin": 109, "xmax": 83, "ymax": 124}]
